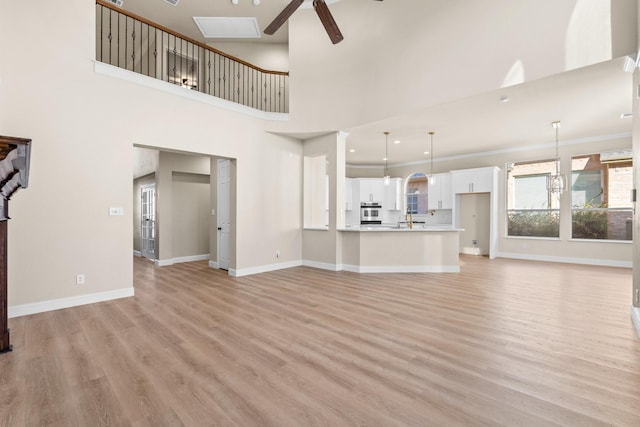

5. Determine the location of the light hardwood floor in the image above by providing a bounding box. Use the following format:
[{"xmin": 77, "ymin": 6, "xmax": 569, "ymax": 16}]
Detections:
[{"xmin": 1, "ymin": 256, "xmax": 639, "ymax": 426}]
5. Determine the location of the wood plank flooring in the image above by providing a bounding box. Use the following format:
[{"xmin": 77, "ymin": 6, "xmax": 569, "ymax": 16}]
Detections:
[{"xmin": 1, "ymin": 256, "xmax": 639, "ymax": 426}]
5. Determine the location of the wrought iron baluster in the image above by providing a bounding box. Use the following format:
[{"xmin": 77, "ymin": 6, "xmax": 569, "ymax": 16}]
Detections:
[
  {"xmin": 95, "ymin": 2, "xmax": 288, "ymax": 112},
  {"xmin": 207, "ymin": 52, "xmax": 212, "ymax": 95},
  {"xmin": 131, "ymin": 22, "xmax": 136, "ymax": 70}
]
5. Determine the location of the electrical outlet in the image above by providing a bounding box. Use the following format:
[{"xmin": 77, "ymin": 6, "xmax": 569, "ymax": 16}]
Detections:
[
  {"xmin": 472, "ymin": 240, "xmax": 478, "ymax": 246},
  {"xmin": 76, "ymin": 274, "xmax": 85, "ymax": 285}
]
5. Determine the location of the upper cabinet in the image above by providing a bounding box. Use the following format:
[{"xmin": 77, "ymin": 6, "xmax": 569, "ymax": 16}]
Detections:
[
  {"xmin": 345, "ymin": 177, "xmax": 353, "ymax": 211},
  {"xmin": 427, "ymin": 172, "xmax": 452, "ymax": 210},
  {"xmin": 452, "ymin": 167, "xmax": 497, "ymax": 194},
  {"xmin": 359, "ymin": 178, "xmax": 385, "ymax": 203},
  {"xmin": 385, "ymin": 177, "xmax": 402, "ymax": 211}
]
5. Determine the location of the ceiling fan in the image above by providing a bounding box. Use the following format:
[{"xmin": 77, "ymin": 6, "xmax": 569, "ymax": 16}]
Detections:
[{"xmin": 264, "ymin": 0, "xmax": 383, "ymax": 45}]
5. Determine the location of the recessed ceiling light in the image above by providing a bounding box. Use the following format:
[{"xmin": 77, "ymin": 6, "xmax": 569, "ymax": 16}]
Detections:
[
  {"xmin": 620, "ymin": 112, "xmax": 632, "ymax": 119},
  {"xmin": 349, "ymin": 149, "xmax": 356, "ymax": 153},
  {"xmin": 394, "ymin": 140, "xmax": 400, "ymax": 144},
  {"xmin": 383, "ymin": 157, "xmax": 388, "ymax": 161},
  {"xmin": 424, "ymin": 151, "xmax": 429, "ymax": 155}
]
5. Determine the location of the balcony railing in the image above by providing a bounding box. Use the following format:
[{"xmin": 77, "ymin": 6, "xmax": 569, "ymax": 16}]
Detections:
[{"xmin": 95, "ymin": 0, "xmax": 289, "ymax": 113}]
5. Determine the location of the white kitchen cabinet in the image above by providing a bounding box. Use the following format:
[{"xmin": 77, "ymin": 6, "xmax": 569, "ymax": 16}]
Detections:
[
  {"xmin": 427, "ymin": 173, "xmax": 452, "ymax": 210},
  {"xmin": 359, "ymin": 178, "xmax": 385, "ymax": 203},
  {"xmin": 384, "ymin": 177, "xmax": 402, "ymax": 211},
  {"xmin": 345, "ymin": 178, "xmax": 353, "ymax": 211},
  {"xmin": 452, "ymin": 167, "xmax": 495, "ymax": 194}
]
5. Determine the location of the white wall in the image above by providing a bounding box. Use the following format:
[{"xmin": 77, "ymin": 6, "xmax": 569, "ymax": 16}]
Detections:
[
  {"xmin": 0, "ymin": 0, "xmax": 302, "ymax": 308},
  {"xmin": 171, "ymin": 172, "xmax": 210, "ymax": 259},
  {"xmin": 270, "ymin": 0, "xmax": 636, "ymax": 133}
]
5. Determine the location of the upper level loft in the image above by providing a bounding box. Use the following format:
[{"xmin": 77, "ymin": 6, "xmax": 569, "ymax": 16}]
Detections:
[{"xmin": 95, "ymin": 0, "xmax": 289, "ymax": 114}]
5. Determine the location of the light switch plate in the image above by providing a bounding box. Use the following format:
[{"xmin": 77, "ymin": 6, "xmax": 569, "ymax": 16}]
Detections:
[{"xmin": 109, "ymin": 207, "xmax": 124, "ymax": 216}]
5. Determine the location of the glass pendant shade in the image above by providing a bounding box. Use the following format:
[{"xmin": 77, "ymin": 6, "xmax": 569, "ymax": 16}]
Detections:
[{"xmin": 547, "ymin": 171, "xmax": 566, "ymax": 194}]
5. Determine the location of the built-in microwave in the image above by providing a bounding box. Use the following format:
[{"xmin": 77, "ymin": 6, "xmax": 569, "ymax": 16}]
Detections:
[{"xmin": 360, "ymin": 202, "xmax": 382, "ymax": 224}]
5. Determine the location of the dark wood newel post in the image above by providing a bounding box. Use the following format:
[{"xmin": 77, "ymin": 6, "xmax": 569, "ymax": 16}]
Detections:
[
  {"xmin": 0, "ymin": 136, "xmax": 31, "ymax": 354},
  {"xmin": 1, "ymin": 210, "xmax": 9, "ymax": 353}
]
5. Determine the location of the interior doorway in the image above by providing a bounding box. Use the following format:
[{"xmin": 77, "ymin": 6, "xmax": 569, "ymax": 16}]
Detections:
[
  {"xmin": 217, "ymin": 159, "xmax": 231, "ymax": 270},
  {"xmin": 140, "ymin": 183, "xmax": 156, "ymax": 260},
  {"xmin": 459, "ymin": 193, "xmax": 490, "ymax": 255}
]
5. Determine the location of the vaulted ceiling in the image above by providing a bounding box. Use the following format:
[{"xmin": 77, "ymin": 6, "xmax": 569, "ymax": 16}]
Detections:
[{"xmin": 119, "ymin": 0, "xmax": 634, "ymax": 166}]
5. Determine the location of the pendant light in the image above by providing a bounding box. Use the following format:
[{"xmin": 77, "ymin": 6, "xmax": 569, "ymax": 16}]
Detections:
[
  {"xmin": 383, "ymin": 131, "xmax": 390, "ymax": 185},
  {"xmin": 428, "ymin": 131, "xmax": 435, "ymax": 184},
  {"xmin": 547, "ymin": 121, "xmax": 566, "ymax": 194}
]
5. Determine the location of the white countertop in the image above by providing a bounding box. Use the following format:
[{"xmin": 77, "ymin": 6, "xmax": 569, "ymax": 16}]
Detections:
[{"xmin": 339, "ymin": 225, "xmax": 462, "ymax": 232}]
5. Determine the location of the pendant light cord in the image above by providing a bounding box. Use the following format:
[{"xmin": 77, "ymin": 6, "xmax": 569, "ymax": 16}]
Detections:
[
  {"xmin": 553, "ymin": 121, "xmax": 560, "ymax": 175},
  {"xmin": 429, "ymin": 131, "xmax": 434, "ymax": 175},
  {"xmin": 384, "ymin": 131, "xmax": 389, "ymax": 177}
]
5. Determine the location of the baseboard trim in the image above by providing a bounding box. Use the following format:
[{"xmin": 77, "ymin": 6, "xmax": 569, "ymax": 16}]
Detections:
[
  {"xmin": 301, "ymin": 260, "xmax": 459, "ymax": 273},
  {"xmin": 133, "ymin": 250, "xmax": 142, "ymax": 257},
  {"xmin": 155, "ymin": 254, "xmax": 210, "ymax": 267},
  {"xmin": 302, "ymin": 260, "xmax": 341, "ymax": 271},
  {"xmin": 631, "ymin": 306, "xmax": 640, "ymax": 339},
  {"xmin": 461, "ymin": 247, "xmax": 486, "ymax": 256},
  {"xmin": 341, "ymin": 264, "xmax": 460, "ymax": 273},
  {"xmin": 208, "ymin": 260, "xmax": 219, "ymax": 269},
  {"xmin": 496, "ymin": 252, "xmax": 632, "ymax": 268},
  {"xmin": 8, "ymin": 287, "xmax": 135, "ymax": 318},
  {"xmin": 230, "ymin": 260, "xmax": 303, "ymax": 277}
]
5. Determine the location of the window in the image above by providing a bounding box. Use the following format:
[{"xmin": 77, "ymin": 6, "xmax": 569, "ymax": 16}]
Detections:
[
  {"xmin": 167, "ymin": 50, "xmax": 198, "ymax": 89},
  {"xmin": 506, "ymin": 159, "xmax": 560, "ymax": 237},
  {"xmin": 406, "ymin": 173, "xmax": 428, "ymax": 214},
  {"xmin": 571, "ymin": 151, "xmax": 632, "ymax": 240}
]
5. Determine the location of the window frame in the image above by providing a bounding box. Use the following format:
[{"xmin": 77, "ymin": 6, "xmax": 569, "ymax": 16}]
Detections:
[
  {"xmin": 505, "ymin": 159, "xmax": 561, "ymax": 239},
  {"xmin": 570, "ymin": 151, "xmax": 633, "ymax": 242}
]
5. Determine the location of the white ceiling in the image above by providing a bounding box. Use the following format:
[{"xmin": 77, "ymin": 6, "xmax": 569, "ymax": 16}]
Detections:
[
  {"xmin": 344, "ymin": 57, "xmax": 633, "ymax": 166},
  {"xmin": 120, "ymin": 0, "xmax": 342, "ymax": 44},
  {"xmin": 119, "ymin": 0, "xmax": 633, "ymax": 167}
]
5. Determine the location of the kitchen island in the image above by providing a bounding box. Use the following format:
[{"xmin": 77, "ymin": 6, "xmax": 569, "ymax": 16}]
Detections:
[{"xmin": 339, "ymin": 226, "xmax": 462, "ymax": 273}]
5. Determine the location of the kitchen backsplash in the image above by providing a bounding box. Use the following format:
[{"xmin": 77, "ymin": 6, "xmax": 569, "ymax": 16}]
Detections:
[{"xmin": 386, "ymin": 209, "xmax": 452, "ymax": 225}]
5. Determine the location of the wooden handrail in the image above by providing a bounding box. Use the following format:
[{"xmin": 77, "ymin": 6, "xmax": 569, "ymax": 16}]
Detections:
[{"xmin": 96, "ymin": 0, "xmax": 288, "ymax": 76}]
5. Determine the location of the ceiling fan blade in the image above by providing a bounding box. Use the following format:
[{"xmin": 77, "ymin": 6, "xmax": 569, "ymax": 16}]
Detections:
[
  {"xmin": 264, "ymin": 0, "xmax": 305, "ymax": 35},
  {"xmin": 313, "ymin": 0, "xmax": 344, "ymax": 44}
]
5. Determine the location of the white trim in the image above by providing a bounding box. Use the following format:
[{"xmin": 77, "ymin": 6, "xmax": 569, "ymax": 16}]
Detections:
[
  {"xmin": 302, "ymin": 260, "xmax": 459, "ymax": 273},
  {"xmin": 133, "ymin": 250, "xmax": 142, "ymax": 257},
  {"xmin": 154, "ymin": 254, "xmax": 210, "ymax": 267},
  {"xmin": 230, "ymin": 260, "xmax": 303, "ymax": 277},
  {"xmin": 302, "ymin": 260, "xmax": 341, "ymax": 271},
  {"xmin": 8, "ymin": 287, "xmax": 135, "ymax": 318},
  {"xmin": 497, "ymin": 251, "xmax": 632, "ymax": 268},
  {"xmin": 341, "ymin": 264, "xmax": 460, "ymax": 273},
  {"xmin": 631, "ymin": 306, "xmax": 640, "ymax": 338},
  {"xmin": 461, "ymin": 247, "xmax": 484, "ymax": 255},
  {"xmin": 94, "ymin": 62, "xmax": 289, "ymax": 122},
  {"xmin": 208, "ymin": 260, "xmax": 219, "ymax": 269}
]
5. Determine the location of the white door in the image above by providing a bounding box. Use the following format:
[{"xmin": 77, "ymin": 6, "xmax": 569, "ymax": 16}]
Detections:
[
  {"xmin": 140, "ymin": 184, "xmax": 156, "ymax": 259},
  {"xmin": 217, "ymin": 159, "xmax": 231, "ymax": 270}
]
